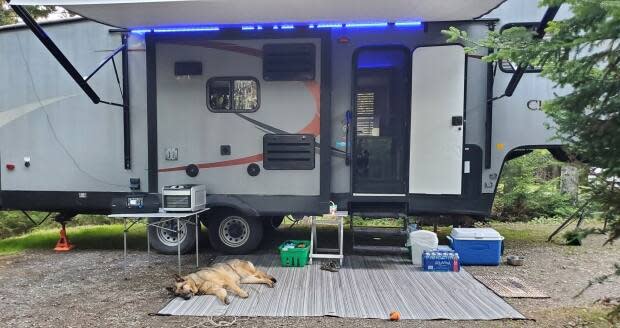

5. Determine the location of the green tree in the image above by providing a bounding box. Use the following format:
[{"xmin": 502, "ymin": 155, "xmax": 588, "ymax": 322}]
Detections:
[
  {"xmin": 493, "ymin": 150, "xmax": 578, "ymax": 221},
  {"xmin": 1, "ymin": 0, "xmax": 56, "ymax": 26},
  {"xmin": 444, "ymin": 0, "xmax": 619, "ymax": 321}
]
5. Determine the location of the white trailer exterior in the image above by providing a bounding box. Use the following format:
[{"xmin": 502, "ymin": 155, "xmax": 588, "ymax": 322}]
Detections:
[{"xmin": 0, "ymin": 0, "xmax": 570, "ymax": 253}]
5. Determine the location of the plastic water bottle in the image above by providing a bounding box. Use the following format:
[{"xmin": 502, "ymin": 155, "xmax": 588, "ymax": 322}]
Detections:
[{"xmin": 452, "ymin": 253, "xmax": 460, "ymax": 272}]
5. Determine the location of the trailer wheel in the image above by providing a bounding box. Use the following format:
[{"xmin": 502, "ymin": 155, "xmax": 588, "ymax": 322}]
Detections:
[
  {"xmin": 263, "ymin": 216, "xmax": 285, "ymax": 230},
  {"xmin": 148, "ymin": 218, "xmax": 197, "ymax": 255},
  {"xmin": 207, "ymin": 211, "xmax": 263, "ymax": 254}
]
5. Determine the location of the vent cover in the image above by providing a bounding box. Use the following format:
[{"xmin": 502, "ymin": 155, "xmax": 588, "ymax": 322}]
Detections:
[
  {"xmin": 174, "ymin": 61, "xmax": 202, "ymax": 76},
  {"xmin": 263, "ymin": 134, "xmax": 315, "ymax": 170},
  {"xmin": 263, "ymin": 43, "xmax": 316, "ymax": 81}
]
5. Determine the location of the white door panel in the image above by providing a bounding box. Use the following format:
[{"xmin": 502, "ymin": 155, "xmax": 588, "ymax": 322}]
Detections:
[{"xmin": 409, "ymin": 45, "xmax": 465, "ymax": 195}]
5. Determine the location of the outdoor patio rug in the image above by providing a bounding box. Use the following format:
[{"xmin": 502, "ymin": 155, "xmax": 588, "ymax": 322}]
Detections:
[
  {"xmin": 474, "ymin": 276, "xmax": 549, "ymax": 298},
  {"xmin": 159, "ymin": 255, "xmax": 526, "ymax": 320}
]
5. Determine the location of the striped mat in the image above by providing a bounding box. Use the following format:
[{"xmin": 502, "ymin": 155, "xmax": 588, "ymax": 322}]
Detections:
[{"xmin": 159, "ymin": 255, "xmax": 525, "ymax": 320}]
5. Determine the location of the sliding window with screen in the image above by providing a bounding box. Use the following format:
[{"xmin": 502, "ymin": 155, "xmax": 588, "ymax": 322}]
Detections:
[{"xmin": 206, "ymin": 77, "xmax": 259, "ymax": 112}]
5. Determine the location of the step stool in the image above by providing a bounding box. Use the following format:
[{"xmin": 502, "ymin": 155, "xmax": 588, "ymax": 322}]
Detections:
[{"xmin": 309, "ymin": 211, "xmax": 347, "ymax": 266}]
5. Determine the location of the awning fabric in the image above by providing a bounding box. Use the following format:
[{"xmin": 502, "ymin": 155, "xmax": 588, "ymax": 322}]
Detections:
[{"xmin": 8, "ymin": 0, "xmax": 506, "ymax": 29}]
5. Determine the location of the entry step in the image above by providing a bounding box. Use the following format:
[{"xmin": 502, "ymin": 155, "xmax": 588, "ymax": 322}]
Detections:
[
  {"xmin": 351, "ymin": 227, "xmax": 408, "ymax": 238},
  {"xmin": 353, "ymin": 245, "xmax": 409, "ymax": 255}
]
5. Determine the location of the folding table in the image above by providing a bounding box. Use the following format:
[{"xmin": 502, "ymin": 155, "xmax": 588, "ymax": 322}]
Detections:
[{"xmin": 108, "ymin": 208, "xmax": 208, "ymax": 278}]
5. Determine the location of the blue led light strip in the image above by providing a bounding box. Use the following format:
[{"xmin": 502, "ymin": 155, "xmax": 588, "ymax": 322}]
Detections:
[
  {"xmin": 131, "ymin": 29, "xmax": 151, "ymax": 34},
  {"xmin": 395, "ymin": 21, "xmax": 423, "ymax": 27},
  {"xmin": 345, "ymin": 22, "xmax": 388, "ymax": 28},
  {"xmin": 316, "ymin": 23, "xmax": 343, "ymax": 28},
  {"xmin": 132, "ymin": 20, "xmax": 423, "ymax": 33},
  {"xmin": 152, "ymin": 26, "xmax": 220, "ymax": 32}
]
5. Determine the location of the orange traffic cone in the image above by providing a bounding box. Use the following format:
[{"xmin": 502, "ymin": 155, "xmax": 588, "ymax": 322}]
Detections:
[{"xmin": 54, "ymin": 222, "xmax": 75, "ymax": 252}]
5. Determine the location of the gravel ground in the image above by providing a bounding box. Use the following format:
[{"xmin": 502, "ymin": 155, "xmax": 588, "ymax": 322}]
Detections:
[{"xmin": 0, "ymin": 227, "xmax": 618, "ymax": 328}]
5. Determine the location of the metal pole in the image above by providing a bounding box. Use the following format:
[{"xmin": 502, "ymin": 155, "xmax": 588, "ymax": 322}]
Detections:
[
  {"xmin": 339, "ymin": 216, "xmax": 344, "ymax": 266},
  {"xmin": 195, "ymin": 214, "xmax": 199, "ymax": 268},
  {"xmin": 309, "ymin": 216, "xmax": 314, "ymax": 264},
  {"xmin": 123, "ymin": 217, "xmax": 127, "ymax": 279},
  {"xmin": 146, "ymin": 219, "xmax": 151, "ymax": 266},
  {"xmin": 177, "ymin": 217, "xmax": 181, "ymax": 275},
  {"xmin": 121, "ymin": 33, "xmax": 131, "ymax": 169}
]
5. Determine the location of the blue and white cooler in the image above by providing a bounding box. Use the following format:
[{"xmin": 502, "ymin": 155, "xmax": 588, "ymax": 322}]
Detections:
[{"xmin": 447, "ymin": 228, "xmax": 504, "ymax": 266}]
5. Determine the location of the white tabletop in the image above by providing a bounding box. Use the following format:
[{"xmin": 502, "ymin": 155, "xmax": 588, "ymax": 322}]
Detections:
[{"xmin": 108, "ymin": 208, "xmax": 209, "ymax": 218}]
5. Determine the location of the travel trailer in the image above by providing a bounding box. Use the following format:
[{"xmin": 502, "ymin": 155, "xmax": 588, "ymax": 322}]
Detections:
[{"xmin": 0, "ymin": 0, "xmax": 569, "ymax": 254}]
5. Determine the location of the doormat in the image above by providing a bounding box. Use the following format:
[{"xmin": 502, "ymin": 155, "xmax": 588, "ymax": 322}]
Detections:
[{"xmin": 475, "ymin": 276, "xmax": 549, "ymax": 298}]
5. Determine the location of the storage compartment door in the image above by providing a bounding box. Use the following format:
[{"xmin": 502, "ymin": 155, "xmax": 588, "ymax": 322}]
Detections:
[{"xmin": 409, "ymin": 45, "xmax": 465, "ymax": 195}]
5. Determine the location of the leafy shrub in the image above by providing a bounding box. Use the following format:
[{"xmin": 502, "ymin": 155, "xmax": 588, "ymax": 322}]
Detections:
[{"xmin": 493, "ymin": 150, "xmax": 580, "ymax": 221}]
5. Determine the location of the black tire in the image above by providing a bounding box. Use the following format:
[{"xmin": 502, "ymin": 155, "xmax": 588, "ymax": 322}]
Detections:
[
  {"xmin": 148, "ymin": 217, "xmax": 197, "ymax": 255},
  {"xmin": 207, "ymin": 210, "xmax": 263, "ymax": 254},
  {"xmin": 263, "ymin": 216, "xmax": 285, "ymax": 230}
]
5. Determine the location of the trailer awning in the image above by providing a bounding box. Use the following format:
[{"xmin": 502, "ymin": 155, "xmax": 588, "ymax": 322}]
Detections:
[{"xmin": 8, "ymin": 0, "xmax": 506, "ymax": 29}]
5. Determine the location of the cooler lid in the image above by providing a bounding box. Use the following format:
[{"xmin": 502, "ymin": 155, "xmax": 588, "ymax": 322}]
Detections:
[{"xmin": 450, "ymin": 228, "xmax": 504, "ymax": 240}]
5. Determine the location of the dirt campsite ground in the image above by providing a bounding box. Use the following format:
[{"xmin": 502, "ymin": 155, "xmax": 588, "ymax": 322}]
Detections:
[{"xmin": 0, "ymin": 222, "xmax": 618, "ymax": 328}]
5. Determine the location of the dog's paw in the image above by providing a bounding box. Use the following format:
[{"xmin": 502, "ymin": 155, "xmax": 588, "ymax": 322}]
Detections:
[
  {"xmin": 240, "ymin": 291, "xmax": 249, "ymax": 298},
  {"xmin": 267, "ymin": 282, "xmax": 275, "ymax": 288}
]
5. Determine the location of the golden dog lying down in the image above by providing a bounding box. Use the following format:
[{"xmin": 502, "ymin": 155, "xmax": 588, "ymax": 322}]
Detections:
[{"xmin": 169, "ymin": 259, "xmax": 277, "ymax": 304}]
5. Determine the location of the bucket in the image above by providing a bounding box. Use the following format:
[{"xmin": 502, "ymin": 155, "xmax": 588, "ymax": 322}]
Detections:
[{"xmin": 406, "ymin": 230, "xmax": 438, "ymax": 266}]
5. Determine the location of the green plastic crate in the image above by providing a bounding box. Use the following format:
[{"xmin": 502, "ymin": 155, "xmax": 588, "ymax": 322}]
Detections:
[{"xmin": 278, "ymin": 240, "xmax": 310, "ymax": 267}]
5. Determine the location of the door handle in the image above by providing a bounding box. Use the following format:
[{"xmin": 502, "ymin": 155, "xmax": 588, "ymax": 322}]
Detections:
[{"xmin": 451, "ymin": 116, "xmax": 463, "ymax": 126}]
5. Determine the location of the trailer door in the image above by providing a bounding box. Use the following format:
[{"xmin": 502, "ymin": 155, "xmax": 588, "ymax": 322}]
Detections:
[
  {"xmin": 409, "ymin": 45, "xmax": 465, "ymax": 195},
  {"xmin": 351, "ymin": 47, "xmax": 410, "ymax": 195}
]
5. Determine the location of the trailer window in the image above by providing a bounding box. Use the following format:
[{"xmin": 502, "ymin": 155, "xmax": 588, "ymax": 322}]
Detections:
[
  {"xmin": 498, "ymin": 23, "xmax": 542, "ymax": 73},
  {"xmin": 207, "ymin": 77, "xmax": 259, "ymax": 112}
]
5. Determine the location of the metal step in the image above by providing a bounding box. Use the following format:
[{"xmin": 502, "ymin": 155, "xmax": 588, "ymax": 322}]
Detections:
[
  {"xmin": 353, "ymin": 245, "xmax": 409, "ymax": 255},
  {"xmin": 349, "ymin": 211, "xmax": 407, "ymax": 218},
  {"xmin": 351, "ymin": 227, "xmax": 408, "ymax": 238}
]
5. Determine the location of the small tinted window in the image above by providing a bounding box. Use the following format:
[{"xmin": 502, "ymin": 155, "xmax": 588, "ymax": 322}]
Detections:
[
  {"xmin": 499, "ymin": 23, "xmax": 543, "ymax": 74},
  {"xmin": 207, "ymin": 77, "xmax": 259, "ymax": 112},
  {"xmin": 263, "ymin": 43, "xmax": 316, "ymax": 81}
]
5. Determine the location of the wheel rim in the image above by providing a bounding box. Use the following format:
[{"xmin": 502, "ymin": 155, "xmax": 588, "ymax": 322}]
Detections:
[
  {"xmin": 156, "ymin": 220, "xmax": 188, "ymax": 247},
  {"xmin": 219, "ymin": 216, "xmax": 250, "ymax": 248}
]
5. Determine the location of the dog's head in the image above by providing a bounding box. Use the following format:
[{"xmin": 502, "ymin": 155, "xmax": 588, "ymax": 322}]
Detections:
[{"xmin": 167, "ymin": 274, "xmax": 198, "ymax": 300}]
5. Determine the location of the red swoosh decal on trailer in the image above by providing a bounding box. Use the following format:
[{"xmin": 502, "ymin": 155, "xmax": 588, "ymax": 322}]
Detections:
[{"xmin": 157, "ymin": 37, "xmax": 321, "ymax": 173}]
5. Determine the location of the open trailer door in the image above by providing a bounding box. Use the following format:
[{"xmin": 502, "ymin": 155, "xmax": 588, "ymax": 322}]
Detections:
[{"xmin": 409, "ymin": 44, "xmax": 466, "ymax": 195}]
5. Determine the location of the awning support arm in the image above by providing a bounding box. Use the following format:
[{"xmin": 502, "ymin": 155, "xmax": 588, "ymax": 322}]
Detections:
[
  {"xmin": 504, "ymin": 5, "xmax": 561, "ymax": 97},
  {"xmin": 11, "ymin": 5, "xmax": 101, "ymax": 104},
  {"xmin": 85, "ymin": 43, "xmax": 126, "ymax": 82}
]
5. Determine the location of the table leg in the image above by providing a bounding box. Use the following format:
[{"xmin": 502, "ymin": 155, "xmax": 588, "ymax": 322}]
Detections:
[
  {"xmin": 146, "ymin": 219, "xmax": 151, "ymax": 266},
  {"xmin": 177, "ymin": 217, "xmax": 181, "ymax": 275},
  {"xmin": 195, "ymin": 214, "xmax": 199, "ymax": 268},
  {"xmin": 123, "ymin": 218, "xmax": 127, "ymax": 279},
  {"xmin": 309, "ymin": 216, "xmax": 315, "ymax": 264},
  {"xmin": 339, "ymin": 216, "xmax": 344, "ymax": 266}
]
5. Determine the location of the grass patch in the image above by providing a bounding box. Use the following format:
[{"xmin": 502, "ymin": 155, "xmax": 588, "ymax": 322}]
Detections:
[
  {"xmin": 0, "ymin": 224, "xmax": 147, "ymax": 255},
  {"xmin": 534, "ymin": 306, "xmax": 616, "ymax": 328}
]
